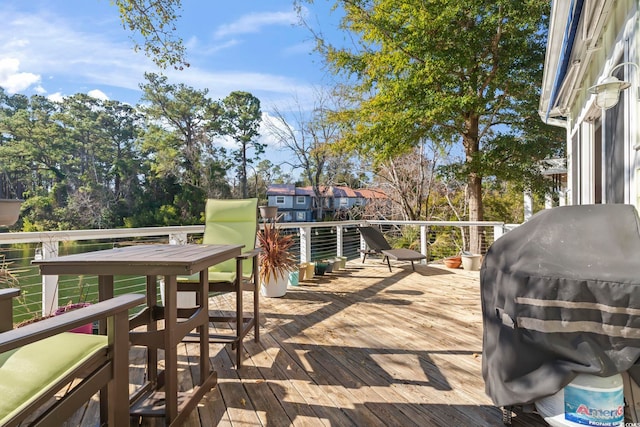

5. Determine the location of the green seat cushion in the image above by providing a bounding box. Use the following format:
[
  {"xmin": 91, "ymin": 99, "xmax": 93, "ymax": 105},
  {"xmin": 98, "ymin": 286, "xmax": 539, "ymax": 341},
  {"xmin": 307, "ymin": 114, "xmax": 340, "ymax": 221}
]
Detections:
[
  {"xmin": 0, "ymin": 332, "xmax": 107, "ymax": 424},
  {"xmin": 177, "ymin": 269, "xmax": 237, "ymax": 284}
]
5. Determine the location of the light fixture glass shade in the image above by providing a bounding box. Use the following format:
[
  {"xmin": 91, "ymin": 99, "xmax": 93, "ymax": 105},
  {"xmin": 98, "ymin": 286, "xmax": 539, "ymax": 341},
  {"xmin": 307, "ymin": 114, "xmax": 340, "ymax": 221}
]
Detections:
[{"xmin": 588, "ymin": 76, "xmax": 631, "ymax": 110}]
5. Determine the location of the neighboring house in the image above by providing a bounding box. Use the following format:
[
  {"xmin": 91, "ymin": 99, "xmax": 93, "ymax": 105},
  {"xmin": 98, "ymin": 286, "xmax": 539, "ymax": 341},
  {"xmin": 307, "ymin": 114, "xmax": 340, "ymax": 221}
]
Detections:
[
  {"xmin": 539, "ymin": 0, "xmax": 639, "ymax": 208},
  {"xmin": 266, "ymin": 184, "xmax": 314, "ymax": 222},
  {"xmin": 265, "ymin": 184, "xmax": 387, "ymax": 222}
]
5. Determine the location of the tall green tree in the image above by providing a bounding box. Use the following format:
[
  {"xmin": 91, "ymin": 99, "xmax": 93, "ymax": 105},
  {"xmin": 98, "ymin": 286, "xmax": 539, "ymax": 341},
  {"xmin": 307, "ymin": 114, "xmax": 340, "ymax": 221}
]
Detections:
[
  {"xmin": 139, "ymin": 73, "xmax": 229, "ymax": 221},
  {"xmin": 214, "ymin": 92, "xmax": 263, "ymax": 199},
  {"xmin": 0, "ymin": 91, "xmax": 146, "ymax": 230},
  {"xmin": 114, "ymin": 0, "xmax": 188, "ymax": 69},
  {"xmin": 301, "ymin": 0, "xmax": 564, "ymax": 252},
  {"xmin": 0, "ymin": 92, "xmax": 68, "ymax": 228},
  {"xmin": 265, "ymin": 92, "xmax": 342, "ymax": 220}
]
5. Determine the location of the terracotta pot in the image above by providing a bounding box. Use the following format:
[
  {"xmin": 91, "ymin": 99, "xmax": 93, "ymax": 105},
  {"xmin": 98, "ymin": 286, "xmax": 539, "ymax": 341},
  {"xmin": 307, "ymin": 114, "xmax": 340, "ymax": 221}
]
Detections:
[{"xmin": 443, "ymin": 256, "xmax": 462, "ymax": 269}]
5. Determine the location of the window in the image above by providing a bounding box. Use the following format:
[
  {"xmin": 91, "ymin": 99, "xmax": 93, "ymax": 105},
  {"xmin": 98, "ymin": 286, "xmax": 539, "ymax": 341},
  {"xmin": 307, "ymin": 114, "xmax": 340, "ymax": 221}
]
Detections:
[
  {"xmin": 340, "ymin": 197, "xmax": 349, "ymax": 206},
  {"xmin": 296, "ymin": 196, "xmax": 305, "ymax": 204},
  {"xmin": 296, "ymin": 211, "xmax": 306, "ymax": 221},
  {"xmin": 275, "ymin": 196, "xmax": 285, "ymax": 204}
]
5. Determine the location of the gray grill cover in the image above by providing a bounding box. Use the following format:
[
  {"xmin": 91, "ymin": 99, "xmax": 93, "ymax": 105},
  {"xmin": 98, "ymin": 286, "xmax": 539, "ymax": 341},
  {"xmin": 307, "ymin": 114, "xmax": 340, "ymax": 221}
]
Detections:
[{"xmin": 481, "ymin": 204, "xmax": 640, "ymax": 407}]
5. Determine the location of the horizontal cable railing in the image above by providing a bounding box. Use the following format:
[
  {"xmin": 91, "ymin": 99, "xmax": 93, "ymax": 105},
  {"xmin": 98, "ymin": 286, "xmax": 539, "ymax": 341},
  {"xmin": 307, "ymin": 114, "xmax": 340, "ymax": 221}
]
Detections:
[{"xmin": 0, "ymin": 220, "xmax": 506, "ymax": 324}]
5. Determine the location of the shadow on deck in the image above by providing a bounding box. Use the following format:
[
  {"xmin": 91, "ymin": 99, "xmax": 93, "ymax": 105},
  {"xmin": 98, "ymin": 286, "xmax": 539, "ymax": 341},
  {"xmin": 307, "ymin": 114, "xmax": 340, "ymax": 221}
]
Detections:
[{"xmin": 74, "ymin": 259, "xmax": 547, "ymax": 427}]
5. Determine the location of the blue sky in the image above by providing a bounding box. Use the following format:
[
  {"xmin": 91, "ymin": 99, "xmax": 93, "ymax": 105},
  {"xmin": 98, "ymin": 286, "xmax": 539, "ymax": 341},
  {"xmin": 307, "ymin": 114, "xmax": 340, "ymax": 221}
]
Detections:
[
  {"xmin": 0, "ymin": 1, "xmax": 347, "ymax": 173},
  {"xmin": 0, "ymin": 0, "xmax": 341, "ymax": 111}
]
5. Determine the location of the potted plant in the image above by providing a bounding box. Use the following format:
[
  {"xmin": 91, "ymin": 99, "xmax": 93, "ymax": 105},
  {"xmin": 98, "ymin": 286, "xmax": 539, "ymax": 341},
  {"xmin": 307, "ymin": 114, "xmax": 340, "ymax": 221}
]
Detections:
[
  {"xmin": 258, "ymin": 205, "xmax": 278, "ymax": 221},
  {"xmin": 55, "ymin": 301, "xmax": 94, "ymax": 333},
  {"xmin": 258, "ymin": 221, "xmax": 296, "ymax": 297},
  {"xmin": 305, "ymin": 261, "xmax": 315, "ymax": 279},
  {"xmin": 298, "ymin": 262, "xmax": 308, "ymax": 281},
  {"xmin": 443, "ymin": 255, "xmax": 462, "ymax": 269},
  {"xmin": 461, "ymin": 251, "xmax": 482, "ymax": 271},
  {"xmin": 314, "ymin": 260, "xmax": 328, "ymax": 276},
  {"xmin": 0, "ymin": 199, "xmax": 22, "ymax": 227}
]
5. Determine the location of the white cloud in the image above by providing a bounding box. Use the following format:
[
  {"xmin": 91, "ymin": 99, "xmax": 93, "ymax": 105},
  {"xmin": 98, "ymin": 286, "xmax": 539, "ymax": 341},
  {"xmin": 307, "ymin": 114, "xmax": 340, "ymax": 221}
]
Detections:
[
  {"xmin": 0, "ymin": 8, "xmax": 151, "ymax": 94},
  {"xmin": 214, "ymin": 10, "xmax": 300, "ymax": 39},
  {"xmin": 0, "ymin": 4, "xmax": 318, "ymax": 113},
  {"xmin": 47, "ymin": 92, "xmax": 64, "ymax": 103},
  {"xmin": 0, "ymin": 57, "xmax": 41, "ymax": 93},
  {"xmin": 260, "ymin": 111, "xmax": 291, "ymax": 149},
  {"xmin": 87, "ymin": 89, "xmax": 109, "ymax": 100}
]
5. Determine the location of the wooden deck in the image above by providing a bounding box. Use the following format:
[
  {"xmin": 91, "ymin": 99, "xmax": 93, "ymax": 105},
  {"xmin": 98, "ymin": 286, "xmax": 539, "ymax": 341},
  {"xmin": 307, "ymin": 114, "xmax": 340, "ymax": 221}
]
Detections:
[{"xmin": 72, "ymin": 259, "xmax": 547, "ymax": 426}]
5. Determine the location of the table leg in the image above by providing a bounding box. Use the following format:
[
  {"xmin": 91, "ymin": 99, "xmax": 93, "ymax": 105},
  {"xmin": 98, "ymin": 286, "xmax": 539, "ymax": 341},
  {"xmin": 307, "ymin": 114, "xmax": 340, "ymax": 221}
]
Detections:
[
  {"xmin": 146, "ymin": 275, "xmax": 158, "ymax": 387},
  {"xmin": 97, "ymin": 275, "xmax": 114, "ymax": 423},
  {"xmin": 97, "ymin": 275, "xmax": 114, "ymax": 337},
  {"xmin": 199, "ymin": 268, "xmax": 209, "ymax": 384},
  {"xmin": 236, "ymin": 257, "xmax": 243, "ymax": 368},
  {"xmin": 164, "ymin": 274, "xmax": 178, "ymax": 423}
]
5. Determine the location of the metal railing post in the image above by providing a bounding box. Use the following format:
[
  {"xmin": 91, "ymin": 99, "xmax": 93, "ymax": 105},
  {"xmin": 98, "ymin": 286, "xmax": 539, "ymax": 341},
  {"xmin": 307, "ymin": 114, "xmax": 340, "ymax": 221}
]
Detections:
[
  {"xmin": 300, "ymin": 226, "xmax": 311, "ymax": 263},
  {"xmin": 420, "ymin": 225, "xmax": 428, "ymax": 264},
  {"xmin": 336, "ymin": 225, "xmax": 344, "ymax": 257},
  {"xmin": 40, "ymin": 240, "xmax": 59, "ymax": 316}
]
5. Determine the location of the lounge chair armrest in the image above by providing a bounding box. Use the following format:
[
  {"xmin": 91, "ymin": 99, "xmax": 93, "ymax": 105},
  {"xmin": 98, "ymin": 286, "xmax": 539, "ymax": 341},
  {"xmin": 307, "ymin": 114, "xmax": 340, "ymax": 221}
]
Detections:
[
  {"xmin": 238, "ymin": 248, "xmax": 261, "ymax": 260},
  {"xmin": 0, "ymin": 293, "xmax": 145, "ymax": 354}
]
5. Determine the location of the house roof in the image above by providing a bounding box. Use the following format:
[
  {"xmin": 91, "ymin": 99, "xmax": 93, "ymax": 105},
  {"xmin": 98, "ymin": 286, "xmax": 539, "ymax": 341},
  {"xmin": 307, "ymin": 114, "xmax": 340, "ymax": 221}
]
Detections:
[
  {"xmin": 266, "ymin": 184, "xmax": 296, "ymax": 196},
  {"xmin": 539, "ymin": 0, "xmax": 617, "ymax": 122},
  {"xmin": 267, "ymin": 185, "xmax": 387, "ymax": 200},
  {"xmin": 331, "ymin": 186, "xmax": 358, "ymax": 198},
  {"xmin": 294, "ymin": 187, "xmax": 315, "ymax": 196},
  {"xmin": 355, "ymin": 188, "xmax": 387, "ymax": 199}
]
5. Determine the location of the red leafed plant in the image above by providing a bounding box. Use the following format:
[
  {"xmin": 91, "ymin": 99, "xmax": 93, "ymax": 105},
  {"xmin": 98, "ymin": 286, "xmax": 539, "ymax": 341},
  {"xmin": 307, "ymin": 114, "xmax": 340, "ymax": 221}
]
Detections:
[{"xmin": 257, "ymin": 222, "xmax": 296, "ymax": 284}]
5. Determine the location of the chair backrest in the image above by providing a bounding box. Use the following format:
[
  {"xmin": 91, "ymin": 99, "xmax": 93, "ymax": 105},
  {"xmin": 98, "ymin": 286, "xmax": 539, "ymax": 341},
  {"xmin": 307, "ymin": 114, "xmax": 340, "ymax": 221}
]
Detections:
[
  {"xmin": 358, "ymin": 226, "xmax": 392, "ymax": 251},
  {"xmin": 203, "ymin": 198, "xmax": 258, "ymax": 276}
]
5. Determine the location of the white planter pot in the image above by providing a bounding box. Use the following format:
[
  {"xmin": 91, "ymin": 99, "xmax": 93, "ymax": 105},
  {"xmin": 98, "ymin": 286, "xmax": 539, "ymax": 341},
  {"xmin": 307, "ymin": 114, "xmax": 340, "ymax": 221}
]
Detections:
[
  {"xmin": 0, "ymin": 199, "xmax": 22, "ymax": 226},
  {"xmin": 261, "ymin": 273, "xmax": 288, "ymax": 298},
  {"xmin": 159, "ymin": 280, "xmax": 197, "ymax": 308},
  {"xmin": 461, "ymin": 254, "xmax": 482, "ymax": 271}
]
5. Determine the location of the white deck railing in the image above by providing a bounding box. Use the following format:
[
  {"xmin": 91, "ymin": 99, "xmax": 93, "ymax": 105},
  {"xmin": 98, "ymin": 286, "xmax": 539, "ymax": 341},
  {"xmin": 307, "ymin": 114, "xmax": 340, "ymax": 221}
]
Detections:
[{"xmin": 0, "ymin": 220, "xmax": 505, "ymax": 318}]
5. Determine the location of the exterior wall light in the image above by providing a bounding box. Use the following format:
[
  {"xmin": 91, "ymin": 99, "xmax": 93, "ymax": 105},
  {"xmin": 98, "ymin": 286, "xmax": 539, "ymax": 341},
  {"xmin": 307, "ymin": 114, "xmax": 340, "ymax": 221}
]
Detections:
[{"xmin": 588, "ymin": 62, "xmax": 639, "ymax": 110}]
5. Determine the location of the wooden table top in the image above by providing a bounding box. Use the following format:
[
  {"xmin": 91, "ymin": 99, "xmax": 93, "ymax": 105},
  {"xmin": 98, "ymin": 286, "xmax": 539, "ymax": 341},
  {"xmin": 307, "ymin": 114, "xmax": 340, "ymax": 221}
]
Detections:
[{"xmin": 32, "ymin": 244, "xmax": 243, "ymax": 276}]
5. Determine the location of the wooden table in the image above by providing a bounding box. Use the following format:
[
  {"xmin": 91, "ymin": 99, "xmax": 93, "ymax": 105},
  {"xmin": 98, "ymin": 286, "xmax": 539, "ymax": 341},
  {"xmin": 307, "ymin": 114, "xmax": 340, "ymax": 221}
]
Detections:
[{"xmin": 33, "ymin": 243, "xmax": 243, "ymax": 426}]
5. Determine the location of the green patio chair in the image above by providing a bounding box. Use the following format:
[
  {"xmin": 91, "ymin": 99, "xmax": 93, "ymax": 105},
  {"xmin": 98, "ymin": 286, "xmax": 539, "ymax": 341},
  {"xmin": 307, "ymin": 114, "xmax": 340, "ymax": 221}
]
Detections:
[
  {"xmin": 178, "ymin": 198, "xmax": 260, "ymax": 368},
  {"xmin": 0, "ymin": 288, "xmax": 144, "ymax": 427}
]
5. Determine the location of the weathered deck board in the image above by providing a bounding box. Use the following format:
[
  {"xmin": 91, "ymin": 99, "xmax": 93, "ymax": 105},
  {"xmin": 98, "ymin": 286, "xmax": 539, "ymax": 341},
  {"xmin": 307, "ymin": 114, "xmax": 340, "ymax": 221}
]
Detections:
[{"xmin": 69, "ymin": 259, "xmax": 546, "ymax": 427}]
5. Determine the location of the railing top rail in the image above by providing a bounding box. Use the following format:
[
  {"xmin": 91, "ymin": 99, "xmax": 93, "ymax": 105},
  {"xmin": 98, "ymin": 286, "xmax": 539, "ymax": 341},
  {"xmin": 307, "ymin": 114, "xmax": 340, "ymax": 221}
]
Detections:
[
  {"xmin": 0, "ymin": 225, "xmax": 205, "ymax": 245},
  {"xmin": 366, "ymin": 220, "xmax": 505, "ymax": 227},
  {"xmin": 0, "ymin": 219, "xmax": 506, "ymax": 245}
]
